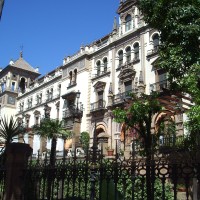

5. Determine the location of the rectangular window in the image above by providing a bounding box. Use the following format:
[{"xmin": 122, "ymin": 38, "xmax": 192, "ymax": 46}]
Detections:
[
  {"xmin": 35, "ymin": 117, "xmax": 39, "ymax": 125},
  {"xmin": 11, "ymin": 82, "xmax": 15, "ymax": 91},
  {"xmin": 124, "ymin": 80, "xmax": 132, "ymax": 92},
  {"xmin": 98, "ymin": 91, "xmax": 104, "ymax": 108},
  {"xmin": 158, "ymin": 69, "xmax": 167, "ymax": 90},
  {"xmin": 7, "ymin": 96, "xmax": 16, "ymax": 105}
]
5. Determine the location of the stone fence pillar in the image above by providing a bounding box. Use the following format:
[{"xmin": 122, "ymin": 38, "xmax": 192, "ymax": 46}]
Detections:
[{"xmin": 4, "ymin": 143, "xmax": 32, "ymax": 200}]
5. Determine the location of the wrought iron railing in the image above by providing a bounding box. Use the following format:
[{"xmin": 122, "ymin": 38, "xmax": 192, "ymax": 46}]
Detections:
[
  {"xmin": 20, "ymin": 147, "xmax": 200, "ymax": 200},
  {"xmin": 90, "ymin": 100, "xmax": 106, "ymax": 112},
  {"xmin": 113, "ymin": 89, "xmax": 136, "ymax": 105},
  {"xmin": 63, "ymin": 106, "xmax": 83, "ymax": 118},
  {"xmin": 147, "ymin": 46, "xmax": 159, "ymax": 57},
  {"xmin": 150, "ymin": 79, "xmax": 169, "ymax": 92}
]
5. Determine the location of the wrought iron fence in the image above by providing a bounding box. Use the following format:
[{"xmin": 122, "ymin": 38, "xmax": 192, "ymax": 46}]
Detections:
[
  {"xmin": 19, "ymin": 148, "xmax": 200, "ymax": 200},
  {"xmin": 0, "ymin": 137, "xmax": 199, "ymax": 200}
]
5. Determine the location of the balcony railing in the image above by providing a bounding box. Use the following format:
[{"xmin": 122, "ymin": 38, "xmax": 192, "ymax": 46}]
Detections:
[
  {"xmin": 92, "ymin": 68, "xmax": 110, "ymax": 79},
  {"xmin": 150, "ymin": 80, "xmax": 169, "ymax": 93},
  {"xmin": 113, "ymin": 89, "xmax": 136, "ymax": 105},
  {"xmin": 90, "ymin": 100, "xmax": 106, "ymax": 112},
  {"xmin": 63, "ymin": 106, "xmax": 83, "ymax": 119},
  {"xmin": 0, "ymin": 87, "xmax": 18, "ymax": 94},
  {"xmin": 131, "ymin": 135, "xmax": 185, "ymax": 154},
  {"xmin": 147, "ymin": 46, "xmax": 159, "ymax": 58}
]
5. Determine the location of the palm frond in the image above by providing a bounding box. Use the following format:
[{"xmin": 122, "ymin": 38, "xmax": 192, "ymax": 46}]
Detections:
[{"xmin": 0, "ymin": 116, "xmax": 24, "ymax": 145}]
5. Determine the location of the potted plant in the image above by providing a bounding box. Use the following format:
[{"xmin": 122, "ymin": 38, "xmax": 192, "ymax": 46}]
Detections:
[
  {"xmin": 106, "ymin": 146, "xmax": 114, "ymax": 156},
  {"xmin": 177, "ymin": 184, "xmax": 186, "ymax": 192}
]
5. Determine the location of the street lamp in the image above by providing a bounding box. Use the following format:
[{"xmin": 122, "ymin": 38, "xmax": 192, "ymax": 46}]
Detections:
[{"xmin": 44, "ymin": 103, "xmax": 50, "ymax": 119}]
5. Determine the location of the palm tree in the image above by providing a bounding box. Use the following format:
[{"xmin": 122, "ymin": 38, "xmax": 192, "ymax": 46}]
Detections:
[
  {"xmin": 33, "ymin": 118, "xmax": 68, "ymax": 166},
  {"xmin": 0, "ymin": 116, "xmax": 26, "ymax": 164}
]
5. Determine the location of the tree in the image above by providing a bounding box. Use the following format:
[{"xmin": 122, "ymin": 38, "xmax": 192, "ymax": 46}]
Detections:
[
  {"xmin": 80, "ymin": 131, "xmax": 90, "ymax": 152},
  {"xmin": 139, "ymin": 0, "xmax": 200, "ymax": 88},
  {"xmin": 0, "ymin": 116, "xmax": 26, "ymax": 164},
  {"xmin": 33, "ymin": 118, "xmax": 68, "ymax": 166},
  {"xmin": 139, "ymin": 0, "xmax": 200, "ymax": 149},
  {"xmin": 113, "ymin": 92, "xmax": 162, "ymax": 200}
]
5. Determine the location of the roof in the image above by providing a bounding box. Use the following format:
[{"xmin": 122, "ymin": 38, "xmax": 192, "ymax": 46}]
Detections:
[{"xmin": 13, "ymin": 56, "xmax": 39, "ymax": 74}]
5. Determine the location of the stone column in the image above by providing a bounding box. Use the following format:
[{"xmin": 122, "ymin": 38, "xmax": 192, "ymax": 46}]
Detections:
[
  {"xmin": 72, "ymin": 118, "xmax": 81, "ymax": 152},
  {"xmin": 4, "ymin": 143, "xmax": 32, "ymax": 200}
]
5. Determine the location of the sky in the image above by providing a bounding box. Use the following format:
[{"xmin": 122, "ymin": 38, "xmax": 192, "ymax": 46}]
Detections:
[{"xmin": 0, "ymin": 0, "xmax": 119, "ymax": 76}]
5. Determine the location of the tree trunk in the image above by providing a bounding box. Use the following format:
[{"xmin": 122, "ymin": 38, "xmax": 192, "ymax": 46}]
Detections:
[
  {"xmin": 47, "ymin": 136, "xmax": 57, "ymax": 199},
  {"xmin": 50, "ymin": 136, "xmax": 57, "ymax": 166}
]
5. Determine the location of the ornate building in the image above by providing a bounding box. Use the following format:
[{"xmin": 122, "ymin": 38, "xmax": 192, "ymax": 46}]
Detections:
[{"xmin": 0, "ymin": 0, "xmax": 187, "ymax": 155}]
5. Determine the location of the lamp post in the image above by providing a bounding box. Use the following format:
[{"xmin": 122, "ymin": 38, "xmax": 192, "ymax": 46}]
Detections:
[
  {"xmin": 44, "ymin": 103, "xmax": 50, "ymax": 119},
  {"xmin": 71, "ymin": 91, "xmax": 83, "ymax": 154}
]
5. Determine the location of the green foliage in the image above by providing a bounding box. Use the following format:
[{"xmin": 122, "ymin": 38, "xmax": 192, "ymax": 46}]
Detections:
[
  {"xmin": 139, "ymin": 0, "xmax": 200, "ymax": 85},
  {"xmin": 113, "ymin": 93, "xmax": 162, "ymax": 155},
  {"xmin": 33, "ymin": 118, "xmax": 67, "ymax": 139},
  {"xmin": 33, "ymin": 118, "xmax": 69, "ymax": 165},
  {"xmin": 117, "ymin": 176, "xmax": 173, "ymax": 200},
  {"xmin": 139, "ymin": 0, "xmax": 200, "ymax": 101},
  {"xmin": 80, "ymin": 131, "xmax": 90, "ymax": 151},
  {"xmin": 0, "ymin": 116, "xmax": 26, "ymax": 164},
  {"xmin": 139, "ymin": 0, "xmax": 200, "ymax": 153},
  {"xmin": 0, "ymin": 116, "xmax": 26, "ymax": 146},
  {"xmin": 180, "ymin": 105, "xmax": 200, "ymax": 150}
]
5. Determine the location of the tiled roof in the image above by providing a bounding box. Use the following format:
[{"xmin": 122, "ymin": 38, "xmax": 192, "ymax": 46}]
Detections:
[{"xmin": 13, "ymin": 57, "xmax": 39, "ymax": 74}]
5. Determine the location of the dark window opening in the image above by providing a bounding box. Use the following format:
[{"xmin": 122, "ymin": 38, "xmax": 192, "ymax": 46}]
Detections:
[
  {"xmin": 134, "ymin": 43, "xmax": 139, "ymax": 60},
  {"xmin": 125, "ymin": 80, "xmax": 132, "ymax": 92},
  {"xmin": 19, "ymin": 78, "xmax": 26, "ymax": 93},
  {"xmin": 118, "ymin": 50, "xmax": 123, "ymax": 67},
  {"xmin": 96, "ymin": 61, "xmax": 101, "ymax": 76},
  {"xmin": 98, "ymin": 91, "xmax": 104, "ymax": 108},
  {"xmin": 153, "ymin": 34, "xmax": 159, "ymax": 50},
  {"xmin": 103, "ymin": 58, "xmax": 108, "ymax": 73},
  {"xmin": 126, "ymin": 46, "xmax": 131, "ymax": 63},
  {"xmin": 125, "ymin": 14, "xmax": 132, "ymax": 31}
]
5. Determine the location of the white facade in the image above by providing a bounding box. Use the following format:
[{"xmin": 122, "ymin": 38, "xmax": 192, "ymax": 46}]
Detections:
[{"xmin": 0, "ymin": 1, "xmax": 184, "ymax": 155}]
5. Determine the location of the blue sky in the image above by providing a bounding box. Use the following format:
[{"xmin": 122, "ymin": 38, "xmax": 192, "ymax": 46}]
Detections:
[{"xmin": 0, "ymin": 0, "xmax": 119, "ymax": 76}]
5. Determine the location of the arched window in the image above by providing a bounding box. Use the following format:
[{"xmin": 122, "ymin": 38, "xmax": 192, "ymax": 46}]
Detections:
[
  {"xmin": 69, "ymin": 71, "xmax": 72, "ymax": 85},
  {"xmin": 103, "ymin": 58, "xmax": 108, "ymax": 73},
  {"xmin": 74, "ymin": 69, "xmax": 77, "ymax": 83},
  {"xmin": 50, "ymin": 88, "xmax": 53, "ymax": 100},
  {"xmin": 126, "ymin": 46, "xmax": 131, "ymax": 63},
  {"xmin": 58, "ymin": 84, "xmax": 61, "ymax": 96},
  {"xmin": 133, "ymin": 43, "xmax": 139, "ymax": 60},
  {"xmin": 96, "ymin": 61, "xmax": 101, "ymax": 76},
  {"xmin": 125, "ymin": 14, "xmax": 132, "ymax": 32},
  {"xmin": 118, "ymin": 50, "xmax": 123, "ymax": 67},
  {"xmin": 19, "ymin": 77, "xmax": 26, "ymax": 93},
  {"xmin": 152, "ymin": 34, "xmax": 159, "ymax": 51}
]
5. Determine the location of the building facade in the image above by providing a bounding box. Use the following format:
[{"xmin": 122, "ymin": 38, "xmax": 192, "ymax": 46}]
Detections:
[{"xmin": 0, "ymin": 0, "xmax": 185, "ymax": 155}]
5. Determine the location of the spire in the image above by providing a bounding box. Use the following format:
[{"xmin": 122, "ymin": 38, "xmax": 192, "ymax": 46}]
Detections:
[
  {"xmin": 20, "ymin": 51, "xmax": 23, "ymax": 58},
  {"xmin": 113, "ymin": 16, "xmax": 117, "ymax": 31}
]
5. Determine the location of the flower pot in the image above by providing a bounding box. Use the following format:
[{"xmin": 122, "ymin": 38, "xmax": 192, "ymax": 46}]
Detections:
[
  {"xmin": 178, "ymin": 187, "xmax": 186, "ymax": 192},
  {"xmin": 107, "ymin": 149, "xmax": 114, "ymax": 156}
]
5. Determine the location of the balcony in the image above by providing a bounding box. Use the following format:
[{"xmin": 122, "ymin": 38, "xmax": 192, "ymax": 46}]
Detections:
[
  {"xmin": 0, "ymin": 87, "xmax": 18, "ymax": 94},
  {"xmin": 91, "ymin": 69, "xmax": 110, "ymax": 80},
  {"xmin": 147, "ymin": 46, "xmax": 159, "ymax": 59},
  {"xmin": 67, "ymin": 81, "xmax": 77, "ymax": 89},
  {"xmin": 113, "ymin": 89, "xmax": 136, "ymax": 105},
  {"xmin": 150, "ymin": 80, "xmax": 169, "ymax": 93},
  {"xmin": 63, "ymin": 105, "xmax": 83, "ymax": 119},
  {"xmin": 90, "ymin": 100, "xmax": 106, "ymax": 112}
]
